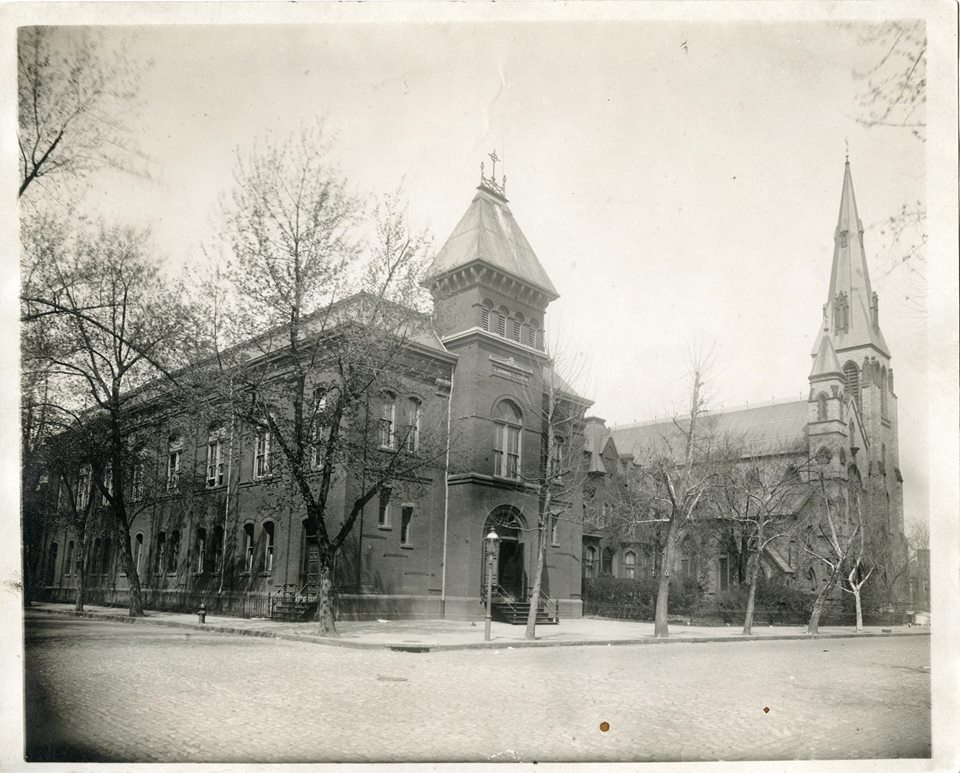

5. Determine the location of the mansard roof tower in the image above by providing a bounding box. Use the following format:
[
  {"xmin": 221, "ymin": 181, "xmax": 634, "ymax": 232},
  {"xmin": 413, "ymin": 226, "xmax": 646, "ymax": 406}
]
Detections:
[
  {"xmin": 422, "ymin": 155, "xmax": 587, "ymax": 620},
  {"xmin": 807, "ymin": 156, "xmax": 904, "ymax": 546},
  {"xmin": 424, "ymin": 152, "xmax": 558, "ymax": 347}
]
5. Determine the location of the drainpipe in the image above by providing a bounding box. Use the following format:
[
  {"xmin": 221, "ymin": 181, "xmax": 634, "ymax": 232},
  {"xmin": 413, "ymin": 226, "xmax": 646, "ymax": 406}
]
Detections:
[
  {"xmin": 439, "ymin": 364, "xmax": 455, "ymax": 619},
  {"xmin": 218, "ymin": 411, "xmax": 236, "ymax": 598}
]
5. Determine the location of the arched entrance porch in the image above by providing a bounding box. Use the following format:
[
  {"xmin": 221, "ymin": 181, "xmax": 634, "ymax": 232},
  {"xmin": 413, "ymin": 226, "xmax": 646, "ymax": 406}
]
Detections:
[{"xmin": 483, "ymin": 506, "xmax": 527, "ymax": 601}]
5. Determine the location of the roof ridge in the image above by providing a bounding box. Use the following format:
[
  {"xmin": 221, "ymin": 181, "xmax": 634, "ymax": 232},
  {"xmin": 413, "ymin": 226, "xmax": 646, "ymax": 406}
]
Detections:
[{"xmin": 611, "ymin": 396, "xmax": 807, "ymax": 430}]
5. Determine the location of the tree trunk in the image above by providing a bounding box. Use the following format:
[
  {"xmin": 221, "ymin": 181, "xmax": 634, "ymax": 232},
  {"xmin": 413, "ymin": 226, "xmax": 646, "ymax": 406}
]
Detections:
[
  {"xmin": 315, "ymin": 550, "xmax": 337, "ymax": 637},
  {"xmin": 806, "ymin": 593, "xmax": 825, "ymax": 634},
  {"xmin": 807, "ymin": 564, "xmax": 842, "ymax": 634},
  {"xmin": 525, "ymin": 508, "xmax": 549, "ymax": 640},
  {"xmin": 115, "ymin": 519, "xmax": 144, "ymax": 617},
  {"xmin": 742, "ymin": 559, "xmax": 761, "ymax": 635},
  {"xmin": 109, "ymin": 397, "xmax": 144, "ymax": 617},
  {"xmin": 654, "ymin": 519, "xmax": 679, "ymax": 638},
  {"xmin": 853, "ymin": 586, "xmax": 864, "ymax": 632},
  {"xmin": 74, "ymin": 542, "xmax": 85, "ymax": 613}
]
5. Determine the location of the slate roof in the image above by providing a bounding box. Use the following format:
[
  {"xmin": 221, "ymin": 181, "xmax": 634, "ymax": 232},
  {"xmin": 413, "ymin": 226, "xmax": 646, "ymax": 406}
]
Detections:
[
  {"xmin": 811, "ymin": 161, "xmax": 890, "ymax": 358},
  {"xmin": 809, "ymin": 335, "xmax": 843, "ymax": 379},
  {"xmin": 583, "ymin": 418, "xmax": 617, "ymax": 474},
  {"xmin": 424, "ymin": 186, "xmax": 559, "ymax": 298},
  {"xmin": 610, "ymin": 400, "xmax": 810, "ymax": 462}
]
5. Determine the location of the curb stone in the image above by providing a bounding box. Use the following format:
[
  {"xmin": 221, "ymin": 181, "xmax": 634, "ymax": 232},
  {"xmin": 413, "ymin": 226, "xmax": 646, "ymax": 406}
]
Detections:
[{"xmin": 27, "ymin": 606, "xmax": 930, "ymax": 652}]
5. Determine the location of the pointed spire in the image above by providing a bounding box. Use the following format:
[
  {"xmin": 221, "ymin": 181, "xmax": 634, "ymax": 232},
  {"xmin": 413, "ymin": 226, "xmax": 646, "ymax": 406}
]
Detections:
[
  {"xmin": 809, "ymin": 335, "xmax": 842, "ymax": 380},
  {"xmin": 811, "ymin": 158, "xmax": 890, "ymax": 359}
]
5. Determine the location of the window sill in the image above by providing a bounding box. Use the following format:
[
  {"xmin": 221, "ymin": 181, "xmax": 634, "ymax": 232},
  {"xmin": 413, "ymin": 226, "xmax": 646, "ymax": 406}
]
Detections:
[
  {"xmin": 400, "ymin": 544, "xmax": 414, "ymax": 550},
  {"xmin": 257, "ymin": 571, "xmax": 273, "ymax": 577},
  {"xmin": 378, "ymin": 524, "xmax": 392, "ymax": 531}
]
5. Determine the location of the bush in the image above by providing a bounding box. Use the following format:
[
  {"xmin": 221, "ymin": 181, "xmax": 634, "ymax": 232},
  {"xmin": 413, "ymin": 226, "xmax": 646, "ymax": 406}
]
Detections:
[
  {"xmin": 583, "ymin": 575, "xmax": 704, "ymax": 621},
  {"xmin": 715, "ymin": 578, "xmax": 816, "ymax": 625}
]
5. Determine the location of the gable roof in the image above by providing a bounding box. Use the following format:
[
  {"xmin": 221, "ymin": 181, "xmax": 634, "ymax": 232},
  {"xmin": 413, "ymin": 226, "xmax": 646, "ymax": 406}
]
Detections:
[
  {"xmin": 611, "ymin": 400, "xmax": 810, "ymax": 462},
  {"xmin": 424, "ymin": 186, "xmax": 559, "ymax": 298}
]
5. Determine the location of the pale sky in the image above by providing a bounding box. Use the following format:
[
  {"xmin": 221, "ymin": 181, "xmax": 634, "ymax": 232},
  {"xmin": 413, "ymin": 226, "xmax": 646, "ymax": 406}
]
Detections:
[{"xmin": 16, "ymin": 13, "xmax": 940, "ymax": 527}]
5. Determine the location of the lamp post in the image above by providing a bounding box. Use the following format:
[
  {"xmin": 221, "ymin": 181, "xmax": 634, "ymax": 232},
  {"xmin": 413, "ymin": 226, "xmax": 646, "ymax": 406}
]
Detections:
[{"xmin": 484, "ymin": 528, "xmax": 499, "ymax": 641}]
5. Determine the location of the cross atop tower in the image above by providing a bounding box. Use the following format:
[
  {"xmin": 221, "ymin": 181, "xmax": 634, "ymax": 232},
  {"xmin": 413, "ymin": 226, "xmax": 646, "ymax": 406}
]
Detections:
[
  {"xmin": 845, "ymin": 138, "xmax": 849, "ymax": 163},
  {"xmin": 479, "ymin": 149, "xmax": 507, "ymax": 199}
]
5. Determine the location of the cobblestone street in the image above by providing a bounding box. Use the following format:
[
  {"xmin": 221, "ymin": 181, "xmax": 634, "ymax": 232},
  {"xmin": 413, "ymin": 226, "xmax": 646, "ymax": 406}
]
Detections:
[{"xmin": 23, "ymin": 612, "xmax": 930, "ymax": 763}]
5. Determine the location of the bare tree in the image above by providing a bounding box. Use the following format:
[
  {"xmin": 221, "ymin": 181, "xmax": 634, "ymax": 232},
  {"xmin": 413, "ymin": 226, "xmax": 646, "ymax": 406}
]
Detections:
[
  {"xmin": 854, "ymin": 21, "xmax": 927, "ymax": 317},
  {"xmin": 17, "ymin": 26, "xmax": 149, "ymax": 199},
  {"xmin": 21, "ymin": 219, "xmax": 187, "ymax": 616},
  {"xmin": 209, "ymin": 127, "xmax": 446, "ymax": 636},
  {"xmin": 716, "ymin": 455, "xmax": 810, "ymax": 634},
  {"xmin": 841, "ymin": 488, "xmax": 873, "ymax": 633},
  {"xmin": 629, "ymin": 357, "xmax": 726, "ymax": 638},
  {"xmin": 517, "ymin": 353, "xmax": 590, "ymax": 640},
  {"xmin": 854, "ymin": 21, "xmax": 926, "ymax": 141},
  {"xmin": 798, "ymin": 471, "xmax": 862, "ymax": 634}
]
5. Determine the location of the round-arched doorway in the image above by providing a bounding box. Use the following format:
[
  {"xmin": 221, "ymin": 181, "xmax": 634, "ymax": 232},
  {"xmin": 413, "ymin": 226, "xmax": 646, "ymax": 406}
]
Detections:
[{"xmin": 483, "ymin": 506, "xmax": 527, "ymax": 600}]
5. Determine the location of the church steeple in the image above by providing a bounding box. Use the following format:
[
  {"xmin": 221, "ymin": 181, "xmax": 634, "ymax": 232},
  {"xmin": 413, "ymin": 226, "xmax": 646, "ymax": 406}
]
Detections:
[{"xmin": 811, "ymin": 159, "xmax": 890, "ymax": 359}]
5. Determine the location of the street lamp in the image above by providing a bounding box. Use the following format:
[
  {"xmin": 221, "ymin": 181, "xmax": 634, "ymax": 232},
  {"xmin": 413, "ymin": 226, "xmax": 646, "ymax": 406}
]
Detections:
[{"xmin": 484, "ymin": 528, "xmax": 499, "ymax": 641}]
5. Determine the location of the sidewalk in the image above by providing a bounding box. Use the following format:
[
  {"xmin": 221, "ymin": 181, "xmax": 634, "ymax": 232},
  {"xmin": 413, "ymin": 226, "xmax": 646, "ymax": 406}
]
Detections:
[{"xmin": 26, "ymin": 602, "xmax": 930, "ymax": 652}]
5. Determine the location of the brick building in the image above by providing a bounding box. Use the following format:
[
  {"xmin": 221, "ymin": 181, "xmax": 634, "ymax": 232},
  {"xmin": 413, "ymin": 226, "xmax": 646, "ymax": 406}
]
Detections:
[{"xmin": 31, "ymin": 158, "xmax": 909, "ymax": 622}]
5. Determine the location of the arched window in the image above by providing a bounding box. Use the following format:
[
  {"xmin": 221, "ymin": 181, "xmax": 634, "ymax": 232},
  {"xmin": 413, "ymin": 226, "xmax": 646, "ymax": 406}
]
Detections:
[
  {"xmin": 154, "ymin": 532, "xmax": 166, "ymax": 576},
  {"xmin": 583, "ymin": 545, "xmax": 597, "ymax": 578},
  {"xmin": 511, "ymin": 317, "xmax": 522, "ymax": 342},
  {"xmin": 77, "ymin": 465, "xmax": 91, "ymax": 510},
  {"xmin": 480, "ymin": 300, "xmax": 493, "ymax": 331},
  {"xmin": 206, "ymin": 427, "xmax": 225, "ymax": 488},
  {"xmin": 816, "ymin": 446, "xmax": 833, "ymax": 466},
  {"xmin": 807, "ymin": 566, "xmax": 818, "ymax": 592},
  {"xmin": 90, "ymin": 538, "xmax": 101, "ymax": 576},
  {"xmin": 880, "ymin": 366, "xmax": 889, "ymax": 417},
  {"xmin": 550, "ymin": 514, "xmax": 560, "ymax": 545},
  {"xmin": 131, "ymin": 456, "xmax": 145, "ymax": 502},
  {"xmin": 843, "ymin": 362, "xmax": 860, "ymax": 409},
  {"xmin": 253, "ymin": 429, "xmax": 271, "ymax": 478},
  {"xmin": 263, "ymin": 521, "xmax": 275, "ymax": 572},
  {"xmin": 816, "ymin": 392, "xmax": 828, "ymax": 421},
  {"xmin": 624, "ymin": 550, "xmax": 637, "ymax": 579},
  {"xmin": 134, "ymin": 533, "xmax": 143, "ymax": 574},
  {"xmin": 167, "ymin": 435, "xmax": 184, "ymax": 491},
  {"xmin": 601, "ymin": 547, "xmax": 615, "ymax": 576},
  {"xmin": 493, "ymin": 400, "xmax": 522, "ymax": 479},
  {"xmin": 551, "ymin": 436, "xmax": 566, "ymax": 478},
  {"xmin": 101, "ymin": 538, "xmax": 112, "ymax": 575},
  {"xmin": 526, "ymin": 321, "xmax": 538, "ymax": 348},
  {"xmin": 380, "ymin": 393, "xmax": 396, "ymax": 449},
  {"xmin": 212, "ymin": 525, "xmax": 224, "ymax": 573},
  {"xmin": 497, "ymin": 307, "xmax": 509, "ymax": 337},
  {"xmin": 167, "ymin": 530, "xmax": 180, "ymax": 574},
  {"xmin": 403, "ymin": 397, "xmax": 422, "ymax": 452},
  {"xmin": 46, "ymin": 542, "xmax": 59, "ymax": 585},
  {"xmin": 65, "ymin": 540, "xmax": 75, "ymax": 576},
  {"xmin": 195, "ymin": 527, "xmax": 207, "ymax": 573},
  {"xmin": 243, "ymin": 522, "xmax": 255, "ymax": 572}
]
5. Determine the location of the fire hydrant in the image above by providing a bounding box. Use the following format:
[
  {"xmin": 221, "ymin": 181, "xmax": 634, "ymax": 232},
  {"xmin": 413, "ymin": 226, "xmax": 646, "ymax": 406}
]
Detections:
[{"xmin": 198, "ymin": 603, "xmax": 207, "ymax": 625}]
